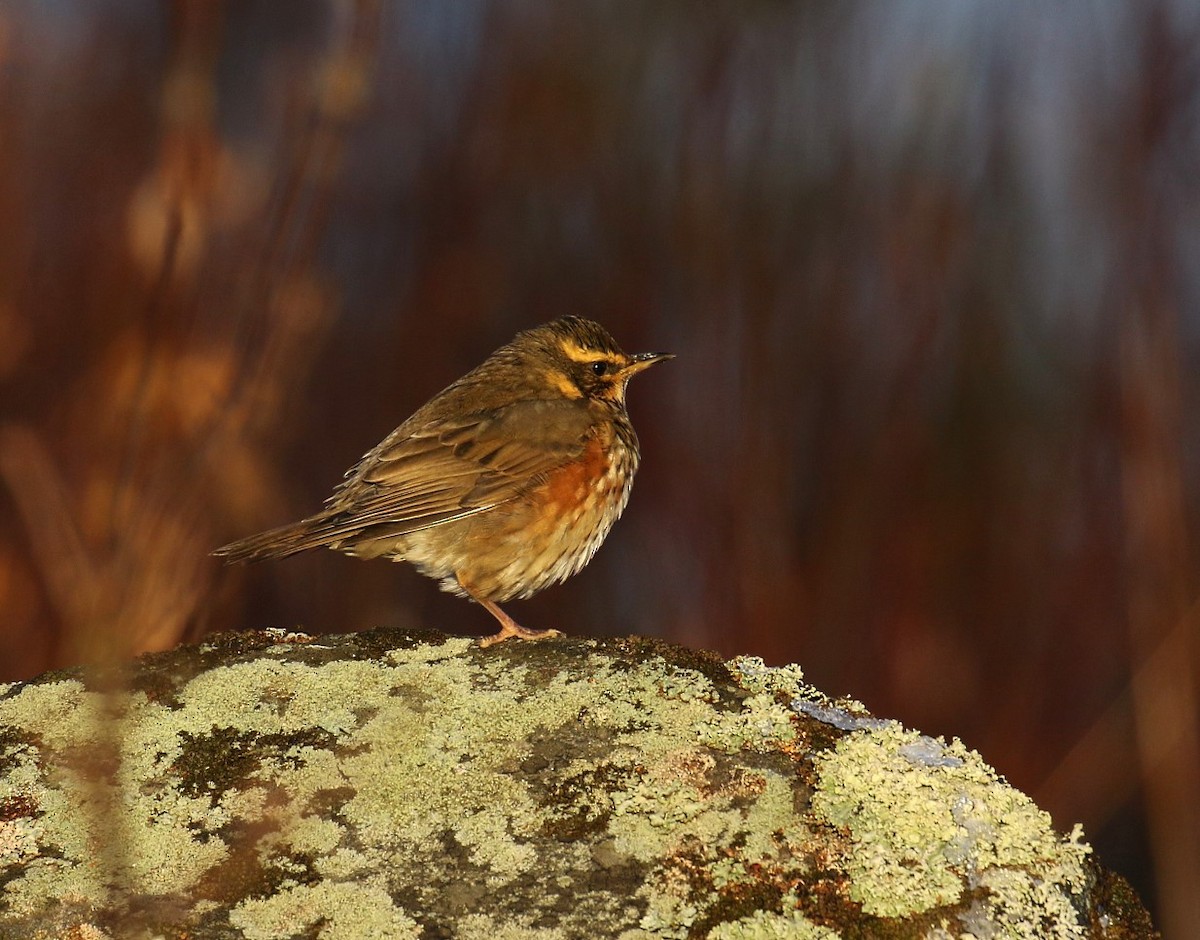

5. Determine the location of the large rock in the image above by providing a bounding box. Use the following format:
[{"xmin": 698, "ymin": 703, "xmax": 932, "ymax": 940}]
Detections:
[{"xmin": 0, "ymin": 629, "xmax": 1157, "ymax": 939}]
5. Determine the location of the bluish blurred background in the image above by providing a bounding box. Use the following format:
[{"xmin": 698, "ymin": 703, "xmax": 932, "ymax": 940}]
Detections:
[{"xmin": 1, "ymin": 2, "xmax": 1198, "ymax": 934}]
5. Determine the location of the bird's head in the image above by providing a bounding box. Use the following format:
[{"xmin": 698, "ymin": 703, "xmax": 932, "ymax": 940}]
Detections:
[{"xmin": 522, "ymin": 316, "xmax": 673, "ymax": 406}]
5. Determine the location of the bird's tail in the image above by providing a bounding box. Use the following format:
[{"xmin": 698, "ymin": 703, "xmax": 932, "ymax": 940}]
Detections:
[{"xmin": 212, "ymin": 512, "xmax": 341, "ymax": 563}]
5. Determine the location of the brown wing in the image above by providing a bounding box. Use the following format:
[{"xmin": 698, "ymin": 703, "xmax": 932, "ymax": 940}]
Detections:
[
  {"xmin": 319, "ymin": 396, "xmax": 597, "ymax": 537},
  {"xmin": 214, "ymin": 397, "xmax": 597, "ymax": 562}
]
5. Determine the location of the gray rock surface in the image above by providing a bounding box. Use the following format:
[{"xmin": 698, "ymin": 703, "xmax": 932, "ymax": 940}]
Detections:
[{"xmin": 0, "ymin": 628, "xmax": 1158, "ymax": 939}]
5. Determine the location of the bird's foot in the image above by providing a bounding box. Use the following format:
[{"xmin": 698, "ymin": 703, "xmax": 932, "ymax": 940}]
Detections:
[
  {"xmin": 478, "ymin": 623, "xmax": 563, "ymax": 648},
  {"xmin": 461, "ymin": 579, "xmax": 565, "ymax": 648}
]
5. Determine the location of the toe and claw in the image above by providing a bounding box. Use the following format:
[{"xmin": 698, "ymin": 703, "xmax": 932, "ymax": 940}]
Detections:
[{"xmin": 472, "ymin": 592, "xmax": 563, "ymax": 648}]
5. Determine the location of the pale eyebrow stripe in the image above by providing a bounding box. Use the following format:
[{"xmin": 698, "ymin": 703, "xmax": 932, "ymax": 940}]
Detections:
[
  {"xmin": 558, "ymin": 338, "xmax": 593, "ymax": 362},
  {"xmin": 558, "ymin": 338, "xmax": 619, "ymax": 363}
]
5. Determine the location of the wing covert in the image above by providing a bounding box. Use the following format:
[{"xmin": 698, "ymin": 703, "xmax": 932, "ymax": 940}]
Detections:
[{"xmin": 324, "ymin": 397, "xmax": 596, "ymax": 535}]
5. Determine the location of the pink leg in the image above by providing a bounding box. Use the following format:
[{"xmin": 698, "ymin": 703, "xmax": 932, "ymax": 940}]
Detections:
[
  {"xmin": 474, "ymin": 595, "xmax": 563, "ymax": 648},
  {"xmin": 458, "ymin": 575, "xmax": 563, "ymax": 647}
]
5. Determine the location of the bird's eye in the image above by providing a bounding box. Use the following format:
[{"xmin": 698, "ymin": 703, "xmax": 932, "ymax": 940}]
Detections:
[{"xmin": 590, "ymin": 361, "xmax": 609, "ymax": 376}]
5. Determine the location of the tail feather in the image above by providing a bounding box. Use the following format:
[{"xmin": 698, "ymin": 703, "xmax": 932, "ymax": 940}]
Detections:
[{"xmin": 213, "ymin": 513, "xmax": 341, "ymax": 563}]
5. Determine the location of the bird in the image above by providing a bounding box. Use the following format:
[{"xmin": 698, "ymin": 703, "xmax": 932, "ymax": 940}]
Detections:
[{"xmin": 214, "ymin": 316, "xmax": 672, "ymax": 647}]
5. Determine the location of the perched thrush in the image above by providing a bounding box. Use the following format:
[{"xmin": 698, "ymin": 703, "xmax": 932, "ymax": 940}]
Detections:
[{"xmin": 214, "ymin": 317, "xmax": 671, "ymax": 646}]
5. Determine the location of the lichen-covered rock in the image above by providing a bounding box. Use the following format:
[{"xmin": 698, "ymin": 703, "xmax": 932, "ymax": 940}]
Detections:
[{"xmin": 0, "ymin": 629, "xmax": 1157, "ymax": 939}]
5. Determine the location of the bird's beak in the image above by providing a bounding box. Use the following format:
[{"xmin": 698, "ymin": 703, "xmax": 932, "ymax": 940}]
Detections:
[{"xmin": 623, "ymin": 351, "xmax": 674, "ymax": 377}]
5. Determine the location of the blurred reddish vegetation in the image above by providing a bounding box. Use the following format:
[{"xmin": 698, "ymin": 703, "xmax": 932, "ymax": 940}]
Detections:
[{"xmin": 1, "ymin": 1, "xmax": 1198, "ymax": 933}]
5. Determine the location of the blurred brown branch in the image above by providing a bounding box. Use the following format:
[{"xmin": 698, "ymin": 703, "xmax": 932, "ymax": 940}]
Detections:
[
  {"xmin": 0, "ymin": 0, "xmax": 382, "ymax": 669},
  {"xmin": 1112, "ymin": 11, "xmax": 1200, "ymax": 936},
  {"xmin": 1120, "ymin": 303, "xmax": 1200, "ymax": 938}
]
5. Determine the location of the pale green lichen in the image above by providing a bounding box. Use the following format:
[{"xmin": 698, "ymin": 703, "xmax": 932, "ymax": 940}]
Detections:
[
  {"xmin": 638, "ymin": 886, "xmax": 699, "ymax": 939},
  {"xmin": 727, "ymin": 656, "xmax": 806, "ymax": 696},
  {"xmin": 338, "ymin": 654, "xmax": 608, "ymax": 877},
  {"xmin": 970, "ymin": 860, "xmax": 1090, "ymax": 939},
  {"xmin": 0, "ymin": 632, "xmax": 1141, "ymax": 939},
  {"xmin": 228, "ymin": 878, "xmax": 421, "ymax": 940},
  {"xmin": 810, "ymin": 723, "xmax": 1091, "ymax": 927},
  {"xmin": 708, "ymin": 904, "xmax": 841, "ymax": 940},
  {"xmin": 0, "ymin": 816, "xmax": 40, "ymax": 866},
  {"xmin": 653, "ymin": 665, "xmax": 720, "ymax": 704},
  {"xmin": 453, "ymin": 914, "xmax": 569, "ymax": 940},
  {"xmin": 696, "ymin": 691, "xmax": 798, "ymax": 751},
  {"xmin": 2, "ymin": 636, "xmax": 816, "ymax": 933}
]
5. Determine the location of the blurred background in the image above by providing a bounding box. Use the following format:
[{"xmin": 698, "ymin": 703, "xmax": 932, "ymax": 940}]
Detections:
[{"xmin": 1, "ymin": 1, "xmax": 1198, "ymax": 934}]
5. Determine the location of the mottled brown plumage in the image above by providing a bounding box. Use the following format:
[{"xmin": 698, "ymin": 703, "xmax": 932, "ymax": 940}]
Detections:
[{"xmin": 214, "ymin": 317, "xmax": 671, "ymax": 646}]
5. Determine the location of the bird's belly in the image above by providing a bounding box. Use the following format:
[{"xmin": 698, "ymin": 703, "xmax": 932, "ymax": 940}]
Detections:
[{"xmin": 401, "ymin": 443, "xmax": 635, "ymax": 602}]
